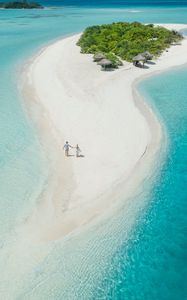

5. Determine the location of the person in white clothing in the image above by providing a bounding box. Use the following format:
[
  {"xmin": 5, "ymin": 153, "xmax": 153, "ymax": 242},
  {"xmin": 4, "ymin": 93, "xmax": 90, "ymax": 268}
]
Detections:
[
  {"xmin": 75, "ymin": 144, "xmax": 81, "ymax": 157},
  {"xmin": 63, "ymin": 141, "xmax": 73, "ymax": 157}
]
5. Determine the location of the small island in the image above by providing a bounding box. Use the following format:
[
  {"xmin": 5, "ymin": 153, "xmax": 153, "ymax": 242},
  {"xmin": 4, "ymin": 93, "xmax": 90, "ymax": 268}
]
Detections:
[
  {"xmin": 0, "ymin": 0, "xmax": 43, "ymax": 9},
  {"xmin": 77, "ymin": 22, "xmax": 183, "ymax": 68}
]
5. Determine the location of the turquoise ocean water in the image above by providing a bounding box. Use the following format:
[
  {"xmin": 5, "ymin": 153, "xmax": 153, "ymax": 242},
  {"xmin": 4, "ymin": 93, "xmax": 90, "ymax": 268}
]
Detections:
[{"xmin": 0, "ymin": 2, "xmax": 187, "ymax": 299}]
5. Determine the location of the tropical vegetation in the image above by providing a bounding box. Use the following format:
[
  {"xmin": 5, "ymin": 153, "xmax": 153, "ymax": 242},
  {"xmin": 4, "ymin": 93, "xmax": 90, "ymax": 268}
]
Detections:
[
  {"xmin": 77, "ymin": 22, "xmax": 183, "ymax": 66},
  {"xmin": 0, "ymin": 0, "xmax": 43, "ymax": 9}
]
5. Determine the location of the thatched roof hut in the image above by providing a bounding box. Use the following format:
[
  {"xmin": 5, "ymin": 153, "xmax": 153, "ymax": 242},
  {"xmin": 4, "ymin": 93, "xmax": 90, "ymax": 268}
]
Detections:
[
  {"xmin": 133, "ymin": 54, "xmax": 146, "ymax": 67},
  {"xmin": 133, "ymin": 54, "xmax": 146, "ymax": 62},
  {"xmin": 98, "ymin": 58, "xmax": 113, "ymax": 70},
  {"xmin": 93, "ymin": 53, "xmax": 106, "ymax": 62},
  {"xmin": 142, "ymin": 51, "xmax": 153, "ymax": 60}
]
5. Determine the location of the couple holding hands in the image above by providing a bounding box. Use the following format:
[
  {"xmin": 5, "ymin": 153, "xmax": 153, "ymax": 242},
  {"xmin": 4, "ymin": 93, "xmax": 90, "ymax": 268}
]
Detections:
[{"xmin": 63, "ymin": 141, "xmax": 82, "ymax": 157}]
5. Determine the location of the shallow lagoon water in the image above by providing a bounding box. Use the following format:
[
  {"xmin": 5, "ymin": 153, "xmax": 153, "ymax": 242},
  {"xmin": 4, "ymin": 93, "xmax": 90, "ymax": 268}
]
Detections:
[
  {"xmin": 0, "ymin": 3, "xmax": 187, "ymax": 299},
  {"xmin": 93, "ymin": 67, "xmax": 187, "ymax": 299}
]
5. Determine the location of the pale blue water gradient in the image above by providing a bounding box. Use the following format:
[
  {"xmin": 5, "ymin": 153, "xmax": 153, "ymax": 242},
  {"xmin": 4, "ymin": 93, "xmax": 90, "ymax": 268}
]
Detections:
[{"xmin": 92, "ymin": 66, "xmax": 187, "ymax": 300}]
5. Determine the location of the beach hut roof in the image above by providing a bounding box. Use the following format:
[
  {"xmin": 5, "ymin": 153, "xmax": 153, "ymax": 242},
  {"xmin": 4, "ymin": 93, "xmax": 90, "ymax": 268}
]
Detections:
[
  {"xmin": 93, "ymin": 53, "xmax": 106, "ymax": 61},
  {"xmin": 142, "ymin": 51, "xmax": 153, "ymax": 59},
  {"xmin": 133, "ymin": 54, "xmax": 146, "ymax": 61},
  {"xmin": 98, "ymin": 58, "xmax": 113, "ymax": 66}
]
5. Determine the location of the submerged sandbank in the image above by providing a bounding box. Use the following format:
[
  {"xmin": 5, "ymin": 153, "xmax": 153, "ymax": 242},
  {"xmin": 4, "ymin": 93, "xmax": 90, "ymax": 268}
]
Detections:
[{"xmin": 21, "ymin": 24, "xmax": 187, "ymax": 241}]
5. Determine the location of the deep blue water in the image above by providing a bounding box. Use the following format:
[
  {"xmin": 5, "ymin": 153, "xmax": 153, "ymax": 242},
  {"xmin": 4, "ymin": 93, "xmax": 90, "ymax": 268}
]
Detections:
[
  {"xmin": 2, "ymin": 0, "xmax": 187, "ymax": 7},
  {"xmin": 30, "ymin": 0, "xmax": 187, "ymax": 8},
  {"xmin": 0, "ymin": 2, "xmax": 187, "ymax": 299}
]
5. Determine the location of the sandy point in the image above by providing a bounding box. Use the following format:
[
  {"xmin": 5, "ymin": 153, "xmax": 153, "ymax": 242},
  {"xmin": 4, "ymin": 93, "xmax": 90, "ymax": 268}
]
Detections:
[{"xmin": 21, "ymin": 24, "xmax": 187, "ymax": 241}]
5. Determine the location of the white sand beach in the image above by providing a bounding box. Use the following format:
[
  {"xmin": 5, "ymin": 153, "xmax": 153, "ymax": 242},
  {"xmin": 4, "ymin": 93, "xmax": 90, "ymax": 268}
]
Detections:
[{"xmin": 22, "ymin": 23, "xmax": 187, "ymax": 241}]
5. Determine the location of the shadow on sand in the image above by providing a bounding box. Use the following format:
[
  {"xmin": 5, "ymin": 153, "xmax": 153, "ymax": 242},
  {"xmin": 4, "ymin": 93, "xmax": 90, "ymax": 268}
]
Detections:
[
  {"xmin": 146, "ymin": 61, "xmax": 156, "ymax": 65},
  {"xmin": 142, "ymin": 65, "xmax": 150, "ymax": 69}
]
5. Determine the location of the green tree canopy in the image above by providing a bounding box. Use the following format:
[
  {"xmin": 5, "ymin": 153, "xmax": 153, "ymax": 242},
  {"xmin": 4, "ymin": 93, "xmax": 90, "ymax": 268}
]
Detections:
[{"xmin": 77, "ymin": 22, "xmax": 183, "ymax": 62}]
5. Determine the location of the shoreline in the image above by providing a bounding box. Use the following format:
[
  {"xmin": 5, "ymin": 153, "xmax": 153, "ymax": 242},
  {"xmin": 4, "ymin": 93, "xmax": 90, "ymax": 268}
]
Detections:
[{"xmin": 21, "ymin": 23, "xmax": 187, "ymax": 241}]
